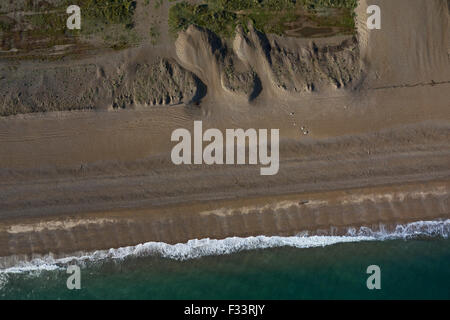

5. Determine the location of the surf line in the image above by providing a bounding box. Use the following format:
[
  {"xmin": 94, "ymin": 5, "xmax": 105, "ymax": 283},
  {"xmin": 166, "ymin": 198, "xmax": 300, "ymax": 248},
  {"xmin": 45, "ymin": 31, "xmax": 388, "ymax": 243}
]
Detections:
[{"xmin": 171, "ymin": 121, "xmax": 279, "ymax": 175}]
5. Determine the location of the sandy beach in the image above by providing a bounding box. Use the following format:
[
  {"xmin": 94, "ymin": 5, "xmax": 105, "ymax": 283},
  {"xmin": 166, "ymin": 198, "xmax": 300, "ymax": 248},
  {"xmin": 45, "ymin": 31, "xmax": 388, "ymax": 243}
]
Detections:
[{"xmin": 0, "ymin": 0, "xmax": 449, "ymax": 263}]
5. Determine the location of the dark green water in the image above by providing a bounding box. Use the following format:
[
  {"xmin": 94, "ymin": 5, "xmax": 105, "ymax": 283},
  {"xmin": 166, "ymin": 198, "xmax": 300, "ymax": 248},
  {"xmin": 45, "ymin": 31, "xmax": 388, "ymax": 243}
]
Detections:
[{"xmin": 1, "ymin": 238, "xmax": 449, "ymax": 299}]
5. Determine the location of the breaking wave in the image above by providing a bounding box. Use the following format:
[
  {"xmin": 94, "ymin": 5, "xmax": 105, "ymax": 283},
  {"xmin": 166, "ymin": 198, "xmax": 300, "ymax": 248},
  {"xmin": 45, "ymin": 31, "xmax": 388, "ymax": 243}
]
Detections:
[{"xmin": 0, "ymin": 219, "xmax": 448, "ymax": 276}]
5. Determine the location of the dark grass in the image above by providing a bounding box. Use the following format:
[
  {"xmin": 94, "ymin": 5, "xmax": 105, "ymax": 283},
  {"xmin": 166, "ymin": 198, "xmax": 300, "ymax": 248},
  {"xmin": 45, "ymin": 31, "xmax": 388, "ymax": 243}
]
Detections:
[{"xmin": 168, "ymin": 0, "xmax": 358, "ymax": 38}]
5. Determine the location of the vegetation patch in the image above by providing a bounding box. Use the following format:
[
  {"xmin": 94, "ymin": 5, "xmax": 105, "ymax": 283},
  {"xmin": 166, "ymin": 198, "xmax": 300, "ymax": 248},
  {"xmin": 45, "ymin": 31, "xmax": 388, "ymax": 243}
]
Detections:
[
  {"xmin": 169, "ymin": 0, "xmax": 358, "ymax": 38},
  {"xmin": 149, "ymin": 22, "xmax": 160, "ymax": 45},
  {"xmin": 71, "ymin": 0, "xmax": 137, "ymax": 30},
  {"xmin": 0, "ymin": 0, "xmax": 138, "ymax": 59}
]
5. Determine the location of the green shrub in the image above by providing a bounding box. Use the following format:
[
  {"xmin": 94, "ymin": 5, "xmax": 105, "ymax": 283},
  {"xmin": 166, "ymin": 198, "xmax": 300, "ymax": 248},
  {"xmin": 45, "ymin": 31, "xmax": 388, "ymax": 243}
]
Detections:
[
  {"xmin": 168, "ymin": 0, "xmax": 357, "ymax": 38},
  {"xmin": 68, "ymin": 0, "xmax": 137, "ymax": 27},
  {"xmin": 0, "ymin": 19, "xmax": 15, "ymax": 32},
  {"xmin": 298, "ymin": 0, "xmax": 358, "ymax": 10}
]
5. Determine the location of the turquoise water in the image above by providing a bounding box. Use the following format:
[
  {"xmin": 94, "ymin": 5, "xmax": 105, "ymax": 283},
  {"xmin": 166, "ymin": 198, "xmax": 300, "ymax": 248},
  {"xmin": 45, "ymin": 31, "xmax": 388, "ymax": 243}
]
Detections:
[{"xmin": 1, "ymin": 237, "xmax": 449, "ymax": 299}]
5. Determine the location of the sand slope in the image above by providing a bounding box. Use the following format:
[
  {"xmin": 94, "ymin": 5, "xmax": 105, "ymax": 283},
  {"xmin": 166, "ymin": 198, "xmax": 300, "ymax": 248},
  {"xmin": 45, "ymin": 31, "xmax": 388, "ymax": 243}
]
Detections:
[{"xmin": 357, "ymin": 0, "xmax": 450, "ymax": 86}]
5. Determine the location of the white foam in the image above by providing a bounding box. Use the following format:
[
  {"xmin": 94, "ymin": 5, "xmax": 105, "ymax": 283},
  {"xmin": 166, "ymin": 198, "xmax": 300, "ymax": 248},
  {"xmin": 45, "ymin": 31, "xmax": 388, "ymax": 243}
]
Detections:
[{"xmin": 0, "ymin": 219, "xmax": 448, "ymax": 276}]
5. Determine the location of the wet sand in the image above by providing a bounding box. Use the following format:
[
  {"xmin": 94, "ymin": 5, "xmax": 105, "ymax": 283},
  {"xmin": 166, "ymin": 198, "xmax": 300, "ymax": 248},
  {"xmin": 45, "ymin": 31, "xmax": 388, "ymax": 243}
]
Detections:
[{"xmin": 0, "ymin": 179, "xmax": 448, "ymax": 262}]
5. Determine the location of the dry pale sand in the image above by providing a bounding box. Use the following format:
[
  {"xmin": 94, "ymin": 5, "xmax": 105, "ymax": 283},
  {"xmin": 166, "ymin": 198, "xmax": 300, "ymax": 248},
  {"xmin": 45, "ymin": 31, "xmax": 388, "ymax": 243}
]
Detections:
[{"xmin": 0, "ymin": 0, "xmax": 449, "ymax": 260}]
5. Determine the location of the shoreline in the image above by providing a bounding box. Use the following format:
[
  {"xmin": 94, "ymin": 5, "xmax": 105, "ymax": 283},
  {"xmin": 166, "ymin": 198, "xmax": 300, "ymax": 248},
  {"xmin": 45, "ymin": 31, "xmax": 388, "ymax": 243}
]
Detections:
[
  {"xmin": 1, "ymin": 219, "xmax": 449, "ymax": 272},
  {"xmin": 1, "ymin": 179, "xmax": 448, "ymax": 263}
]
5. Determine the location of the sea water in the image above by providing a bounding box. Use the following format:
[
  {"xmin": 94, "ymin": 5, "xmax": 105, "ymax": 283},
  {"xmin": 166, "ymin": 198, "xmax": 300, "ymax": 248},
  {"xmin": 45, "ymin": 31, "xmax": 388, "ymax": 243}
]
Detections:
[{"xmin": 1, "ymin": 219, "xmax": 449, "ymax": 299}]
